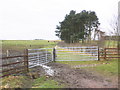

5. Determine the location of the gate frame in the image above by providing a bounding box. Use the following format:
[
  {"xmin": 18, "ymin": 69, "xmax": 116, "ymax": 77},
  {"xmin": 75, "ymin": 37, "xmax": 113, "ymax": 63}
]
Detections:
[
  {"xmin": 27, "ymin": 48, "xmax": 55, "ymax": 68},
  {"xmin": 55, "ymin": 46, "xmax": 99, "ymax": 61}
]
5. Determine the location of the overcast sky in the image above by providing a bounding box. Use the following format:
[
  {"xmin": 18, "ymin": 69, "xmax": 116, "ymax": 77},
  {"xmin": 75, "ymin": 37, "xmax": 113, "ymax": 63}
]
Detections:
[{"xmin": 0, "ymin": 0, "xmax": 119, "ymax": 40}]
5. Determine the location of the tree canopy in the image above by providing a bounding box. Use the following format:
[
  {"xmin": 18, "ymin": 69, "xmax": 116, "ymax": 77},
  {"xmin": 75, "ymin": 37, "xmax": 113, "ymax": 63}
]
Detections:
[{"xmin": 55, "ymin": 10, "xmax": 100, "ymax": 43}]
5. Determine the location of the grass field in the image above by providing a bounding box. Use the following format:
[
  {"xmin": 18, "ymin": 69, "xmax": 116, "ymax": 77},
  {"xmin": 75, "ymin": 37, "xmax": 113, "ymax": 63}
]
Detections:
[{"xmin": 2, "ymin": 40, "xmax": 57, "ymax": 53}]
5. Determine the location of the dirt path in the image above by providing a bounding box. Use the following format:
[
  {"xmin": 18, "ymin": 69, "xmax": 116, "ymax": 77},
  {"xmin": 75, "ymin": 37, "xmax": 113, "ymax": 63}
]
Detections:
[{"xmin": 46, "ymin": 63, "xmax": 118, "ymax": 88}]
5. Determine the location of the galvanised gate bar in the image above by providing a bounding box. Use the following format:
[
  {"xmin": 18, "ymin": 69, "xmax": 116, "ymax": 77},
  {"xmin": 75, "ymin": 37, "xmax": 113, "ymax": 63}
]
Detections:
[{"xmin": 56, "ymin": 46, "xmax": 99, "ymax": 61}]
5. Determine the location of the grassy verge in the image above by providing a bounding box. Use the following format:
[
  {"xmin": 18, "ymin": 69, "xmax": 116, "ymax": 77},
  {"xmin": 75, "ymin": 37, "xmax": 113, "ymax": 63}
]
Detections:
[
  {"xmin": 32, "ymin": 76, "xmax": 64, "ymax": 88},
  {"xmin": 90, "ymin": 59, "xmax": 118, "ymax": 76},
  {"xmin": 1, "ymin": 75, "xmax": 64, "ymax": 89}
]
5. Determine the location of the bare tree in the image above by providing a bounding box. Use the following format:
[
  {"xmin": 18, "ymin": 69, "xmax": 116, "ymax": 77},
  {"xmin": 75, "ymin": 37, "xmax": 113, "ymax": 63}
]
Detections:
[
  {"xmin": 109, "ymin": 15, "xmax": 118, "ymax": 36},
  {"xmin": 106, "ymin": 13, "xmax": 119, "ymax": 48}
]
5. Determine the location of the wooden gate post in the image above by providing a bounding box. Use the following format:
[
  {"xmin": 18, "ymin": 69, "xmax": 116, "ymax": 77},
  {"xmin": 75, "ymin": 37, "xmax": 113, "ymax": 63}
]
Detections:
[
  {"xmin": 24, "ymin": 49, "xmax": 29, "ymax": 72},
  {"xmin": 98, "ymin": 47, "xmax": 100, "ymax": 61},
  {"xmin": 53, "ymin": 48, "xmax": 56, "ymax": 62}
]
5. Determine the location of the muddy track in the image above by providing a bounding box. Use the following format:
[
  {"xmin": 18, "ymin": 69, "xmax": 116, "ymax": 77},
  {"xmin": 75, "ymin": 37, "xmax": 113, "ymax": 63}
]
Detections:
[{"xmin": 46, "ymin": 63, "xmax": 118, "ymax": 88}]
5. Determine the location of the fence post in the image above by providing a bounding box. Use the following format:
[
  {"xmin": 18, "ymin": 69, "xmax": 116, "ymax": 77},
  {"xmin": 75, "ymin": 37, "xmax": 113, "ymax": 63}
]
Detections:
[
  {"xmin": 98, "ymin": 47, "xmax": 100, "ymax": 61},
  {"xmin": 24, "ymin": 49, "xmax": 29, "ymax": 72},
  {"xmin": 104, "ymin": 48, "xmax": 106, "ymax": 60},
  {"xmin": 53, "ymin": 48, "xmax": 56, "ymax": 62}
]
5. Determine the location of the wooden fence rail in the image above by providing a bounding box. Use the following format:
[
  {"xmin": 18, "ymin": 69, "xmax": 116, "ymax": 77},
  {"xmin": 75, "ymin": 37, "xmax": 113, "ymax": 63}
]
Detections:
[
  {"xmin": 99, "ymin": 48, "xmax": 120, "ymax": 60},
  {"xmin": 1, "ymin": 49, "xmax": 29, "ymax": 78}
]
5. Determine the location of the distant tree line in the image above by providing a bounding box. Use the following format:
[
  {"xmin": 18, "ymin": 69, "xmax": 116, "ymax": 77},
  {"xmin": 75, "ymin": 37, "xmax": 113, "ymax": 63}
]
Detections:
[{"xmin": 55, "ymin": 10, "xmax": 100, "ymax": 43}]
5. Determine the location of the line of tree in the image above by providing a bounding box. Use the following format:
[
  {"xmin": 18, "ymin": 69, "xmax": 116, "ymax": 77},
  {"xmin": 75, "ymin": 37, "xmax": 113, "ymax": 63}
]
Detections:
[{"xmin": 55, "ymin": 10, "xmax": 100, "ymax": 43}]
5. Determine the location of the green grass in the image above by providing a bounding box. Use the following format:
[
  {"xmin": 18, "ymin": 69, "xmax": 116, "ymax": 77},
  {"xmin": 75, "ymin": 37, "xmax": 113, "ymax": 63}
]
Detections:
[
  {"xmin": 91, "ymin": 59, "xmax": 118, "ymax": 76},
  {"xmin": 39, "ymin": 80, "xmax": 61, "ymax": 88},
  {"xmin": 32, "ymin": 76, "xmax": 64, "ymax": 88},
  {"xmin": 1, "ymin": 75, "xmax": 64, "ymax": 89}
]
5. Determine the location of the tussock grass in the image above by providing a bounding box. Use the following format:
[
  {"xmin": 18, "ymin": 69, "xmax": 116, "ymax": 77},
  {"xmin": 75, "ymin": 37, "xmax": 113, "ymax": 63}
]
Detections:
[{"xmin": 1, "ymin": 75, "xmax": 32, "ymax": 89}]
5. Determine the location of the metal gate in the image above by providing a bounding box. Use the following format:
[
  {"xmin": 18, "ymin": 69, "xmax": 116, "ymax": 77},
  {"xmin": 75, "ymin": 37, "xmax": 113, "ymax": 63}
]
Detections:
[
  {"xmin": 56, "ymin": 46, "xmax": 98, "ymax": 61},
  {"xmin": 28, "ymin": 48, "xmax": 53, "ymax": 68}
]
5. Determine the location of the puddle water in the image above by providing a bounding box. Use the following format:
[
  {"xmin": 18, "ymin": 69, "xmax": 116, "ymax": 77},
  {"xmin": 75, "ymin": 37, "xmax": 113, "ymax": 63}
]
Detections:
[{"xmin": 40, "ymin": 64, "xmax": 54, "ymax": 76}]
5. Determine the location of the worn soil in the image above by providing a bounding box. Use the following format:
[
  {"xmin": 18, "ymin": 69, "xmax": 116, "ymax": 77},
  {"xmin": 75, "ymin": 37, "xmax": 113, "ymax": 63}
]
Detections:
[{"xmin": 45, "ymin": 62, "xmax": 118, "ymax": 88}]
